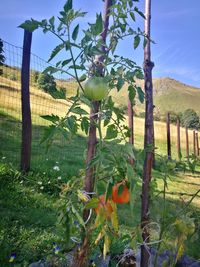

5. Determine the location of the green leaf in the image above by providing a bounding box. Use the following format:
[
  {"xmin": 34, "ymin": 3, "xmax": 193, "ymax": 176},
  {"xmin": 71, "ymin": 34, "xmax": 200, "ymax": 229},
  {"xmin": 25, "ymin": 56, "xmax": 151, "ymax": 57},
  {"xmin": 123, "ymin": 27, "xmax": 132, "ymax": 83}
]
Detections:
[
  {"xmin": 41, "ymin": 114, "xmax": 59, "ymax": 123},
  {"xmin": 125, "ymin": 142, "xmax": 135, "ymax": 161},
  {"xmin": 105, "ymin": 180, "xmax": 113, "ymax": 201},
  {"xmin": 128, "ymin": 85, "xmax": 136, "ymax": 105},
  {"xmin": 72, "ymin": 24, "xmax": 79, "ymax": 41},
  {"xmin": 69, "ymin": 65, "xmax": 85, "ymax": 70},
  {"xmin": 143, "ymin": 37, "xmax": 148, "ymax": 49},
  {"xmin": 135, "ymin": 69, "xmax": 144, "ymax": 79},
  {"xmin": 134, "ymin": 7, "xmax": 146, "ymax": 19},
  {"xmin": 62, "ymin": 58, "xmax": 72, "ymax": 67},
  {"xmin": 49, "ymin": 88, "xmax": 66, "ymax": 100},
  {"xmin": 116, "ymin": 77, "xmax": 124, "ymax": 91},
  {"xmin": 130, "ymin": 12, "xmax": 135, "ymax": 21},
  {"xmin": 19, "ymin": 19, "xmax": 39, "ymax": 32},
  {"xmin": 71, "ymin": 205, "xmax": 85, "ymax": 229},
  {"xmin": 79, "ymin": 74, "xmax": 87, "ymax": 82},
  {"xmin": 105, "ymin": 125, "xmax": 118, "ymax": 140},
  {"xmin": 48, "ymin": 43, "xmax": 65, "ymax": 62},
  {"xmin": 81, "ymin": 117, "xmax": 89, "ymax": 134},
  {"xmin": 137, "ymin": 86, "xmax": 145, "ymax": 103},
  {"xmin": 64, "ymin": 0, "xmax": 73, "ymax": 12},
  {"xmin": 134, "ymin": 35, "xmax": 140, "ymax": 49},
  {"xmin": 40, "ymin": 125, "xmax": 56, "ymax": 145},
  {"xmin": 90, "ymin": 13, "xmax": 103, "ymax": 36},
  {"xmin": 71, "ymin": 106, "xmax": 88, "ymax": 115},
  {"xmin": 85, "ymin": 198, "xmax": 99, "ymax": 209},
  {"xmin": 49, "ymin": 16, "xmax": 55, "ymax": 28},
  {"xmin": 43, "ymin": 66, "xmax": 58, "ymax": 74}
]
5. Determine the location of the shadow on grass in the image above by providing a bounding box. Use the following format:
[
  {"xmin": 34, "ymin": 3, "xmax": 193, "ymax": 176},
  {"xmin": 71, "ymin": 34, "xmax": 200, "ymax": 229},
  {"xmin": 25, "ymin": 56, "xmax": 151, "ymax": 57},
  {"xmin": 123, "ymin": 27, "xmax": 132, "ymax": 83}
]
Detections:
[{"xmin": 0, "ymin": 112, "xmax": 87, "ymax": 177}]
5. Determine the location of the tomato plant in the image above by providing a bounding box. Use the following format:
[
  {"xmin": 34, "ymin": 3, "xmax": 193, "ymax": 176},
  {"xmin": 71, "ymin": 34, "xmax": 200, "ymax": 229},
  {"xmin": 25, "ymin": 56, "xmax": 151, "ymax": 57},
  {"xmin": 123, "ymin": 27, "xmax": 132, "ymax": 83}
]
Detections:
[
  {"xmin": 84, "ymin": 77, "xmax": 108, "ymax": 101},
  {"xmin": 112, "ymin": 181, "xmax": 130, "ymax": 204}
]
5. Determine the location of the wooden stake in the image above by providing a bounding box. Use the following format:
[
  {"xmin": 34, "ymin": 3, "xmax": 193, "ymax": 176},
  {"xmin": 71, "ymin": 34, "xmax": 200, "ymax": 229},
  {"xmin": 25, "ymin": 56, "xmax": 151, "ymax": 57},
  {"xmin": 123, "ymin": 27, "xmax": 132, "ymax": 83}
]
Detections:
[
  {"xmin": 177, "ymin": 117, "xmax": 181, "ymax": 160},
  {"xmin": 196, "ymin": 132, "xmax": 199, "ymax": 156},
  {"xmin": 185, "ymin": 127, "xmax": 189, "ymax": 159},
  {"xmin": 193, "ymin": 130, "xmax": 196, "ymax": 156},
  {"xmin": 128, "ymin": 98, "xmax": 134, "ymax": 146},
  {"xmin": 21, "ymin": 30, "xmax": 32, "ymax": 172},
  {"xmin": 166, "ymin": 113, "xmax": 171, "ymax": 159},
  {"xmin": 141, "ymin": 0, "xmax": 154, "ymax": 265}
]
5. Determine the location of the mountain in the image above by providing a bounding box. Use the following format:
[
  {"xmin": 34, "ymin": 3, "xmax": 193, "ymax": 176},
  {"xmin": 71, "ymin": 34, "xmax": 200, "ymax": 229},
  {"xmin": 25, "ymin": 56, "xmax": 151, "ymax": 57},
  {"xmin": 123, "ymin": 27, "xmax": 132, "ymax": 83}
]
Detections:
[{"xmin": 111, "ymin": 77, "xmax": 200, "ymax": 116}]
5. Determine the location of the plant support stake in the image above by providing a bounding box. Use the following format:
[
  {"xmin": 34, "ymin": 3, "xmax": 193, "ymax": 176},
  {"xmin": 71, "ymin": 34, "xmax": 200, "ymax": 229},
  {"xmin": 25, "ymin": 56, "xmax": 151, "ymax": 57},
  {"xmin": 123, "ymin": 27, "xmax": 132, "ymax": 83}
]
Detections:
[
  {"xmin": 141, "ymin": 0, "xmax": 154, "ymax": 266},
  {"xmin": 72, "ymin": 1, "xmax": 112, "ymax": 266}
]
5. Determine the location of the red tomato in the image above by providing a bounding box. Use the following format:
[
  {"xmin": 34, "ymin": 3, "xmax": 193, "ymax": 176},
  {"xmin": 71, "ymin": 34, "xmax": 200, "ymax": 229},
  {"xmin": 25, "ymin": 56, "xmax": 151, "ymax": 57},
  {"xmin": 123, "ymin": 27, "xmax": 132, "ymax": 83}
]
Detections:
[{"xmin": 112, "ymin": 182, "xmax": 130, "ymax": 204}]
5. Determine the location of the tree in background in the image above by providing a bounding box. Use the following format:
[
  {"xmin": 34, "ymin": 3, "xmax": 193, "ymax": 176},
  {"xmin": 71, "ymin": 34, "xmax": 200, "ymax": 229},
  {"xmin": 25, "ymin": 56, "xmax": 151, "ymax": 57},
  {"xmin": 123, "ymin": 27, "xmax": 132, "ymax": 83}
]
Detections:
[
  {"xmin": 37, "ymin": 72, "xmax": 56, "ymax": 93},
  {"xmin": 0, "ymin": 38, "xmax": 5, "ymax": 76},
  {"xmin": 181, "ymin": 109, "xmax": 200, "ymax": 130}
]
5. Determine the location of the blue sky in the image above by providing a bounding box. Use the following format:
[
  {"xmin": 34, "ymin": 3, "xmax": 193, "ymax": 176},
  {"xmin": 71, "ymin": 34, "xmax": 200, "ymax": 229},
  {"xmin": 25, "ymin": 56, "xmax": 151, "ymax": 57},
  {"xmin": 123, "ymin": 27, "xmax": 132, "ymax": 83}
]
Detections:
[{"xmin": 0, "ymin": 0, "xmax": 200, "ymax": 88}]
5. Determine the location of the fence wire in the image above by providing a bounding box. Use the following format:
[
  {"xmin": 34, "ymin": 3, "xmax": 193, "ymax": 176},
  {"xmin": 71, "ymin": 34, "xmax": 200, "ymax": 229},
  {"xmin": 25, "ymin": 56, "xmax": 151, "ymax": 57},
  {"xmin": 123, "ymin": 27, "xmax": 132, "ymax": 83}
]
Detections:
[
  {"xmin": 0, "ymin": 39, "xmax": 77, "ymax": 170},
  {"xmin": 0, "ymin": 39, "xmax": 199, "ymax": 171}
]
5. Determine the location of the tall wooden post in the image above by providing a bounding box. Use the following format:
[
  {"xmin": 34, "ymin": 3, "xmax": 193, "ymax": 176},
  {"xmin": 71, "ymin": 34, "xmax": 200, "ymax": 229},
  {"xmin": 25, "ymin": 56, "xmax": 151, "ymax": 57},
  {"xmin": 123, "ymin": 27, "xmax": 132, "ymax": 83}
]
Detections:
[
  {"xmin": 21, "ymin": 30, "xmax": 32, "ymax": 172},
  {"xmin": 72, "ymin": 1, "xmax": 112, "ymax": 266},
  {"xmin": 128, "ymin": 98, "xmax": 134, "ymax": 146},
  {"xmin": 177, "ymin": 117, "xmax": 181, "ymax": 160},
  {"xmin": 185, "ymin": 127, "xmax": 189, "ymax": 159},
  {"xmin": 141, "ymin": 0, "xmax": 154, "ymax": 265},
  {"xmin": 193, "ymin": 130, "xmax": 196, "ymax": 156},
  {"xmin": 166, "ymin": 113, "xmax": 171, "ymax": 159},
  {"xmin": 196, "ymin": 132, "xmax": 199, "ymax": 156}
]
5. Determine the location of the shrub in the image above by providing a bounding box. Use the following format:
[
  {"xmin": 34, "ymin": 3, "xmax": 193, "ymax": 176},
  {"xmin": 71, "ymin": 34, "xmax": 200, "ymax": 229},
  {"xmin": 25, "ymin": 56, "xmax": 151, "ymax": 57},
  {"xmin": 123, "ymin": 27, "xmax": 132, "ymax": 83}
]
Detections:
[
  {"xmin": 181, "ymin": 109, "xmax": 200, "ymax": 130},
  {"xmin": 37, "ymin": 73, "xmax": 57, "ymax": 93}
]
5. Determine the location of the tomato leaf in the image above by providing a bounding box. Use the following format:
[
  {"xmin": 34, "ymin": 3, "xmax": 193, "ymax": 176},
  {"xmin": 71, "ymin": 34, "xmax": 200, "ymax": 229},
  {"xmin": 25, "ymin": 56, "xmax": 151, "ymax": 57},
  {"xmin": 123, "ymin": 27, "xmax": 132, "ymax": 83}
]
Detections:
[
  {"xmin": 85, "ymin": 198, "xmax": 99, "ymax": 209},
  {"xmin": 134, "ymin": 35, "xmax": 140, "ymax": 49},
  {"xmin": 72, "ymin": 24, "xmax": 79, "ymax": 41}
]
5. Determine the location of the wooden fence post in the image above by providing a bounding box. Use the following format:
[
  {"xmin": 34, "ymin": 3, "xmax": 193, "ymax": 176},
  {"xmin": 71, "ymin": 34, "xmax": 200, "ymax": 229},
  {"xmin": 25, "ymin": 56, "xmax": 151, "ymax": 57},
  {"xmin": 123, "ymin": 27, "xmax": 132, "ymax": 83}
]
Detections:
[
  {"xmin": 21, "ymin": 30, "xmax": 32, "ymax": 172},
  {"xmin": 166, "ymin": 112, "xmax": 171, "ymax": 159},
  {"xmin": 196, "ymin": 132, "xmax": 199, "ymax": 156},
  {"xmin": 177, "ymin": 117, "xmax": 181, "ymax": 160},
  {"xmin": 193, "ymin": 130, "xmax": 196, "ymax": 156},
  {"xmin": 185, "ymin": 127, "xmax": 189, "ymax": 159}
]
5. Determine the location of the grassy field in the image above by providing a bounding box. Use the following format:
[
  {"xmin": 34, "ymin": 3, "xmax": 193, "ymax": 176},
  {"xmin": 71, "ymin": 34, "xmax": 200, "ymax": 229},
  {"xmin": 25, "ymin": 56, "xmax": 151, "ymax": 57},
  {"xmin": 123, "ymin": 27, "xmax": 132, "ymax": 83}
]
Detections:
[
  {"xmin": 0, "ymin": 73, "xmax": 200, "ymax": 265},
  {"xmin": 0, "ymin": 75, "xmax": 197, "ymax": 161}
]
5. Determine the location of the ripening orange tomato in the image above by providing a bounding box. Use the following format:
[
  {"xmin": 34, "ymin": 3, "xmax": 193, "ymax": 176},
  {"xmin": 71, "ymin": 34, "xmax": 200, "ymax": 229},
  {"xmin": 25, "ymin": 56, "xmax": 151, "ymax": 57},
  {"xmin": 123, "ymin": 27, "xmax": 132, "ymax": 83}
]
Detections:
[
  {"xmin": 112, "ymin": 182, "xmax": 130, "ymax": 204},
  {"xmin": 95, "ymin": 195, "xmax": 113, "ymax": 219}
]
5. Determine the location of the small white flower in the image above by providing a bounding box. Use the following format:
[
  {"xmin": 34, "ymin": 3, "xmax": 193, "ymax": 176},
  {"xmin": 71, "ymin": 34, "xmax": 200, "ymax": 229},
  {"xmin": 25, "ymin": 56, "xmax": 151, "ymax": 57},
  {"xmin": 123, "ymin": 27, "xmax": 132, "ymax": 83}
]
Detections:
[
  {"xmin": 38, "ymin": 181, "xmax": 42, "ymax": 185},
  {"xmin": 57, "ymin": 176, "xmax": 62, "ymax": 180},
  {"xmin": 40, "ymin": 186, "xmax": 44, "ymax": 190},
  {"xmin": 48, "ymin": 180, "xmax": 51, "ymax": 184},
  {"xmin": 43, "ymin": 172, "xmax": 46, "ymax": 175},
  {"xmin": 2, "ymin": 156, "xmax": 6, "ymax": 159},
  {"xmin": 53, "ymin": 166, "xmax": 60, "ymax": 171},
  {"xmin": 20, "ymin": 180, "xmax": 23, "ymax": 184},
  {"xmin": 56, "ymin": 161, "xmax": 59, "ymax": 164}
]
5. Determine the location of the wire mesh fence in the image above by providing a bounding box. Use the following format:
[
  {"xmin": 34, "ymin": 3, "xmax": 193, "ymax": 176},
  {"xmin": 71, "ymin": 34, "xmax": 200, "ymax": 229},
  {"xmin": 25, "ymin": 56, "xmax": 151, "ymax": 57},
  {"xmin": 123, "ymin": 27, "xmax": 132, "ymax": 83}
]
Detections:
[
  {"xmin": 0, "ymin": 39, "xmax": 78, "ymax": 170},
  {"xmin": 0, "ymin": 39, "xmax": 199, "ymax": 171}
]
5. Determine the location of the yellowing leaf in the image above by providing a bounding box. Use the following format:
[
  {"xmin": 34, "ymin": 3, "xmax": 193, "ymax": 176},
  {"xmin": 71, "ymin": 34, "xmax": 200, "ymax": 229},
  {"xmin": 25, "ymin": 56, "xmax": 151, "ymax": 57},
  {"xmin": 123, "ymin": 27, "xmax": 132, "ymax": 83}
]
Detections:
[
  {"xmin": 103, "ymin": 234, "xmax": 110, "ymax": 259},
  {"xmin": 176, "ymin": 243, "xmax": 184, "ymax": 260},
  {"xmin": 95, "ymin": 228, "xmax": 105, "ymax": 245},
  {"xmin": 77, "ymin": 190, "xmax": 89, "ymax": 202},
  {"xmin": 110, "ymin": 201, "xmax": 118, "ymax": 231}
]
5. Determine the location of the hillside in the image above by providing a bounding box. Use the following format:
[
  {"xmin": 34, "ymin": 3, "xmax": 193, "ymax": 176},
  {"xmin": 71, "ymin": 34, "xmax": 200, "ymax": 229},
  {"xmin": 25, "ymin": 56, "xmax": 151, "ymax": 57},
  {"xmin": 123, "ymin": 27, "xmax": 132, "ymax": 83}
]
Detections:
[{"xmin": 111, "ymin": 77, "xmax": 200, "ymax": 116}]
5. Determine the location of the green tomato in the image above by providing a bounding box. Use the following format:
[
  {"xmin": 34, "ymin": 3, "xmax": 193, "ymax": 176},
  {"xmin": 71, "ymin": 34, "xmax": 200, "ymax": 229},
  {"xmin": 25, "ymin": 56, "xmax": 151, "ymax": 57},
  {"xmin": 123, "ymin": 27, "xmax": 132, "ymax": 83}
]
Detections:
[{"xmin": 84, "ymin": 77, "xmax": 108, "ymax": 101}]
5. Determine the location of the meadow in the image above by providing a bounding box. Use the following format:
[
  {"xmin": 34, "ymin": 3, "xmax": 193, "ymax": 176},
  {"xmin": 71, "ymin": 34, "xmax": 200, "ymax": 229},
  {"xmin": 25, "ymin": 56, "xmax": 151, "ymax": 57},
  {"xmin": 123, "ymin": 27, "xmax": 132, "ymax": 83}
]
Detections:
[{"xmin": 0, "ymin": 73, "xmax": 200, "ymax": 265}]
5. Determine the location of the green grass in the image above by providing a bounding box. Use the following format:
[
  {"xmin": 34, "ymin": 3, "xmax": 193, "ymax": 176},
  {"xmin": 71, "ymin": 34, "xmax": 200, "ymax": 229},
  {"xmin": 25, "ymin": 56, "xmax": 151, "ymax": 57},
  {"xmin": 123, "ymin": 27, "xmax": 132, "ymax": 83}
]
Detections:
[{"xmin": 1, "ymin": 73, "xmax": 200, "ymax": 265}]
